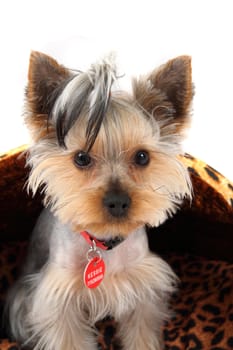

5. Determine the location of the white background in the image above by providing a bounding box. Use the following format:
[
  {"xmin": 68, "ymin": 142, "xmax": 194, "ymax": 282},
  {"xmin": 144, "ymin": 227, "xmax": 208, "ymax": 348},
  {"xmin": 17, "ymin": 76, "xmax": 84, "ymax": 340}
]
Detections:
[{"xmin": 0, "ymin": 0, "xmax": 232, "ymax": 180}]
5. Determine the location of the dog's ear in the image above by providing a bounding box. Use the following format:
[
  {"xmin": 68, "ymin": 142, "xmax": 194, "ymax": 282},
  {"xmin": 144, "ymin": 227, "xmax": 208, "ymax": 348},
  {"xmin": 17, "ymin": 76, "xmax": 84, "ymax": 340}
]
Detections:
[
  {"xmin": 26, "ymin": 51, "xmax": 70, "ymax": 116},
  {"xmin": 133, "ymin": 56, "xmax": 193, "ymax": 136},
  {"xmin": 25, "ymin": 51, "xmax": 71, "ymax": 140}
]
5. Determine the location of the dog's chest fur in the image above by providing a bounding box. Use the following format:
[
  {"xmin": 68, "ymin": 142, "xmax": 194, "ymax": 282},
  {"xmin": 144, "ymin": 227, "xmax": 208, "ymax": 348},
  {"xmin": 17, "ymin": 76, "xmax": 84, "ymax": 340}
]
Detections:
[
  {"xmin": 27, "ymin": 208, "xmax": 173, "ymax": 325},
  {"xmin": 32, "ymin": 208, "xmax": 150, "ymax": 275}
]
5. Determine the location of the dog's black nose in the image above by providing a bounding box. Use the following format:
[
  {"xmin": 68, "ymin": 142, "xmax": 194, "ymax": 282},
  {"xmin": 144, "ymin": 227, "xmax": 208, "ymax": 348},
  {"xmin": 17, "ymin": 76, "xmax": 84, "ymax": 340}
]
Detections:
[{"xmin": 103, "ymin": 190, "xmax": 131, "ymax": 218}]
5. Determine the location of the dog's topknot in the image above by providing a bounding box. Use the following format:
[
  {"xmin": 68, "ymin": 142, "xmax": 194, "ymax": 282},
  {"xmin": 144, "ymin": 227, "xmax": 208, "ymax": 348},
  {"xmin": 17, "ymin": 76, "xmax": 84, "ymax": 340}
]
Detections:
[{"xmin": 51, "ymin": 54, "xmax": 118, "ymax": 151}]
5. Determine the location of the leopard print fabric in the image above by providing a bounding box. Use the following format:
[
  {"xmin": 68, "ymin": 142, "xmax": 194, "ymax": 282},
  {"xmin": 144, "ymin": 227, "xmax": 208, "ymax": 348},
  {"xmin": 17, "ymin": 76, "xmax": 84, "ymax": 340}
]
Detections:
[
  {"xmin": 164, "ymin": 254, "xmax": 233, "ymax": 350},
  {"xmin": 1, "ymin": 246, "xmax": 232, "ymax": 350},
  {"xmin": 0, "ymin": 147, "xmax": 232, "ymax": 349}
]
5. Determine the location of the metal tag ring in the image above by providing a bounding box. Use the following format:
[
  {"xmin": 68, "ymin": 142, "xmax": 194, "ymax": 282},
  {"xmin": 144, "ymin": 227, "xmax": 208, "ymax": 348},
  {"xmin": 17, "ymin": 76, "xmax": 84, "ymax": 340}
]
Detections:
[{"xmin": 86, "ymin": 247, "xmax": 102, "ymax": 263}]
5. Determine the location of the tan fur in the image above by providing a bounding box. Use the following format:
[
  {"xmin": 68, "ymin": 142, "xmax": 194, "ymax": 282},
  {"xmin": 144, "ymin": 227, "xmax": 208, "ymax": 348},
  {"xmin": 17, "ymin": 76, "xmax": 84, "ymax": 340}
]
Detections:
[
  {"xmin": 28, "ymin": 99, "xmax": 191, "ymax": 237},
  {"xmin": 7, "ymin": 51, "xmax": 194, "ymax": 350}
]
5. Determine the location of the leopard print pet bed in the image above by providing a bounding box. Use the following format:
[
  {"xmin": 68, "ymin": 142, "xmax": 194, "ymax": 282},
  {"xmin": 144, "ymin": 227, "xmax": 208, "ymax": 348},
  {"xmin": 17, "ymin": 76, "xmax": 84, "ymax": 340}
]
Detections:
[{"xmin": 0, "ymin": 146, "xmax": 233, "ymax": 350}]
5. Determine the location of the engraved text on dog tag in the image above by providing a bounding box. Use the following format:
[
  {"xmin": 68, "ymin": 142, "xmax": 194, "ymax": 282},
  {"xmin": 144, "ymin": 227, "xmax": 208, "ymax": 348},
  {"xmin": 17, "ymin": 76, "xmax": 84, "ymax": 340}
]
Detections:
[{"xmin": 84, "ymin": 257, "xmax": 105, "ymax": 289}]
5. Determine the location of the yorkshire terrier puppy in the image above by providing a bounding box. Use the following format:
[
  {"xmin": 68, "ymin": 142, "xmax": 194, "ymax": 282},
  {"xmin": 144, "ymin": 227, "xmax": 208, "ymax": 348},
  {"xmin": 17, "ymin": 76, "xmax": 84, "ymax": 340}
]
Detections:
[{"xmin": 7, "ymin": 51, "xmax": 193, "ymax": 350}]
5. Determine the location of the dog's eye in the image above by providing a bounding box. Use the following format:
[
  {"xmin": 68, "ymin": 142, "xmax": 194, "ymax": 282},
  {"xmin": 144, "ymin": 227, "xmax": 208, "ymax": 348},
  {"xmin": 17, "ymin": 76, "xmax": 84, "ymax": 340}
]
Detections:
[
  {"xmin": 74, "ymin": 151, "xmax": 92, "ymax": 168},
  {"xmin": 134, "ymin": 150, "xmax": 150, "ymax": 166}
]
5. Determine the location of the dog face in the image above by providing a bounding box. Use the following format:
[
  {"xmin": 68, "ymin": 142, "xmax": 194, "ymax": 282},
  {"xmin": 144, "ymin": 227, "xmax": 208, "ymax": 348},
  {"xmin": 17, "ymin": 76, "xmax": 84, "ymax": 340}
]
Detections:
[{"xmin": 25, "ymin": 52, "xmax": 193, "ymax": 238}]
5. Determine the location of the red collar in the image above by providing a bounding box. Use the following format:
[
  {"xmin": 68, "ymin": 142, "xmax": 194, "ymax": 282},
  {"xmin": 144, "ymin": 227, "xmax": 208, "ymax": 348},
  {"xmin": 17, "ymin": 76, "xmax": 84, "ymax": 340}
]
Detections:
[{"xmin": 80, "ymin": 231, "xmax": 124, "ymax": 250}]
